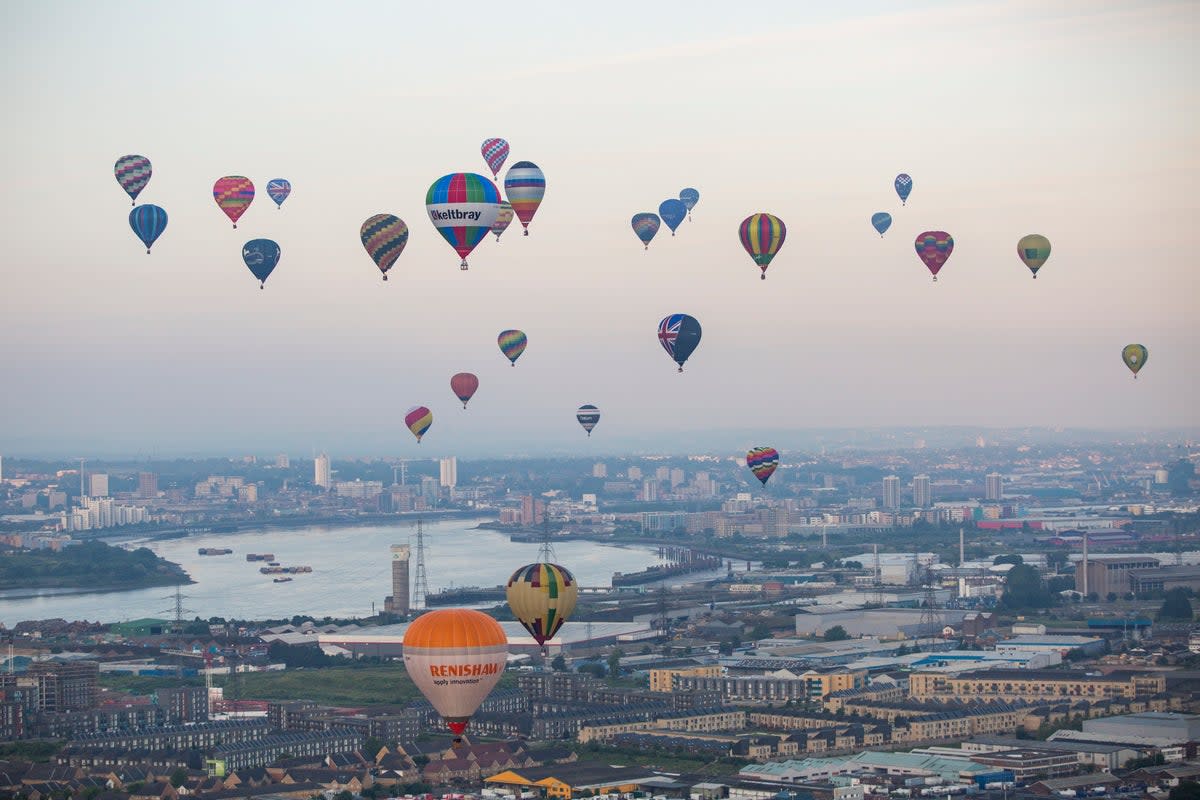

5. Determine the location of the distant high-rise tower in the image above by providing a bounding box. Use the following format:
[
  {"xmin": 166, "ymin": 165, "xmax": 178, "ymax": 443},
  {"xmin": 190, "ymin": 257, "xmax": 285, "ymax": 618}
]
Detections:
[
  {"xmin": 985, "ymin": 472, "xmax": 1003, "ymax": 501},
  {"xmin": 137, "ymin": 472, "xmax": 158, "ymax": 500},
  {"xmin": 592, "ymin": 462, "xmax": 608, "ymax": 479},
  {"xmin": 88, "ymin": 474, "xmax": 109, "ymax": 498},
  {"xmin": 275, "ymin": 454, "xmax": 290, "ymax": 469},
  {"xmin": 912, "ymin": 475, "xmax": 931, "ymax": 509},
  {"xmin": 882, "ymin": 475, "xmax": 901, "ymax": 510},
  {"xmin": 439, "ymin": 457, "xmax": 457, "ymax": 488},
  {"xmin": 627, "ymin": 466, "xmax": 642, "ymax": 481},
  {"xmin": 314, "ymin": 454, "xmax": 331, "ymax": 489},
  {"xmin": 385, "ymin": 544, "xmax": 411, "ymax": 615}
]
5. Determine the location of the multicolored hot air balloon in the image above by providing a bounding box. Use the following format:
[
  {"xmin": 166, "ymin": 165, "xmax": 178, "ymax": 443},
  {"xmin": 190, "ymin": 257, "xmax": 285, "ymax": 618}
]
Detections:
[
  {"xmin": 1017, "ymin": 234, "xmax": 1051, "ymax": 279},
  {"xmin": 115, "ymin": 155, "xmax": 152, "ymax": 205},
  {"xmin": 426, "ymin": 173, "xmax": 501, "ymax": 269},
  {"xmin": 895, "ymin": 173, "xmax": 913, "ymax": 205},
  {"xmin": 360, "ymin": 214, "xmax": 409, "ymax": 281},
  {"xmin": 679, "ymin": 188, "xmax": 700, "ymax": 221},
  {"xmin": 498, "ymin": 330, "xmax": 527, "ymax": 366},
  {"xmin": 405, "ymin": 406, "xmax": 433, "ymax": 442},
  {"xmin": 451, "ymin": 373, "xmax": 479, "ymax": 409},
  {"xmin": 871, "ymin": 212, "xmax": 892, "ymax": 237},
  {"xmin": 506, "ymin": 562, "xmax": 578, "ymax": 648},
  {"xmin": 739, "ymin": 213, "xmax": 787, "ymax": 280},
  {"xmin": 659, "ymin": 199, "xmax": 687, "ymax": 235},
  {"xmin": 1122, "ymin": 344, "xmax": 1148, "ymax": 378},
  {"xmin": 402, "ymin": 608, "xmax": 508, "ymax": 740},
  {"xmin": 746, "ymin": 447, "xmax": 779, "ymax": 486},
  {"xmin": 129, "ymin": 204, "xmax": 167, "ymax": 254},
  {"xmin": 576, "ymin": 405, "xmax": 600, "ymax": 437},
  {"xmin": 242, "ymin": 239, "xmax": 280, "ymax": 289},
  {"xmin": 481, "ymin": 138, "xmax": 510, "ymax": 180},
  {"xmin": 492, "ymin": 202, "xmax": 514, "ymax": 242},
  {"xmin": 914, "ymin": 231, "xmax": 954, "ymax": 281},
  {"xmin": 631, "ymin": 213, "xmax": 660, "ymax": 250},
  {"xmin": 267, "ymin": 179, "xmax": 291, "ymax": 209},
  {"xmin": 503, "ymin": 161, "xmax": 545, "ymax": 236},
  {"xmin": 658, "ymin": 314, "xmax": 702, "ymax": 372},
  {"xmin": 213, "ymin": 176, "xmax": 255, "ymax": 228}
]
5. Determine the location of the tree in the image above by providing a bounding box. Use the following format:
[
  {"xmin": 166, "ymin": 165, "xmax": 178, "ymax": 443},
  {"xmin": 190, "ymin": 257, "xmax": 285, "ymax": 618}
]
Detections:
[
  {"xmin": 824, "ymin": 625, "xmax": 849, "ymax": 641},
  {"xmin": 577, "ymin": 661, "xmax": 606, "ymax": 678},
  {"xmin": 1158, "ymin": 588, "xmax": 1194, "ymax": 621},
  {"xmin": 170, "ymin": 767, "xmax": 188, "ymax": 788},
  {"xmin": 1169, "ymin": 781, "xmax": 1200, "ymax": 800},
  {"xmin": 607, "ymin": 648, "xmax": 624, "ymax": 678},
  {"xmin": 993, "ymin": 554, "xmax": 1023, "ymax": 566},
  {"xmin": 550, "ymin": 654, "xmax": 567, "ymax": 672},
  {"xmin": 1001, "ymin": 564, "xmax": 1055, "ymax": 609}
]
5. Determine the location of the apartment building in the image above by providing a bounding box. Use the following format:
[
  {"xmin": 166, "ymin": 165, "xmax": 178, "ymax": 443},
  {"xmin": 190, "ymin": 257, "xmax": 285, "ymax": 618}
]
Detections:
[{"xmin": 909, "ymin": 669, "xmax": 1166, "ymax": 702}]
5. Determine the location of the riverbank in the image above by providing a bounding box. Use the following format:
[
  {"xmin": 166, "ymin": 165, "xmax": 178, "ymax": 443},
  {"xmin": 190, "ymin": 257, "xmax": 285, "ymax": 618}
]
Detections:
[{"xmin": 0, "ymin": 540, "xmax": 190, "ymax": 598}]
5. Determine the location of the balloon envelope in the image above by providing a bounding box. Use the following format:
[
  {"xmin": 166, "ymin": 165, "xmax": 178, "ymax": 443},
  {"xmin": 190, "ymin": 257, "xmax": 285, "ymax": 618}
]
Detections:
[
  {"xmin": 507, "ymin": 563, "xmax": 578, "ymax": 647},
  {"xmin": 405, "ymin": 406, "xmax": 433, "ymax": 442},
  {"xmin": 481, "ymin": 138, "xmax": 510, "ymax": 180},
  {"xmin": 895, "ymin": 173, "xmax": 913, "ymax": 204},
  {"xmin": 576, "ymin": 404, "xmax": 600, "ymax": 437},
  {"xmin": 129, "ymin": 204, "xmax": 167, "ymax": 253},
  {"xmin": 739, "ymin": 213, "xmax": 787, "ymax": 279},
  {"xmin": 213, "ymin": 176, "xmax": 255, "ymax": 228},
  {"xmin": 679, "ymin": 188, "xmax": 700, "ymax": 219},
  {"xmin": 503, "ymin": 161, "xmax": 545, "ymax": 235},
  {"xmin": 914, "ymin": 231, "xmax": 954, "ymax": 280},
  {"xmin": 242, "ymin": 239, "xmax": 281, "ymax": 287},
  {"xmin": 746, "ymin": 447, "xmax": 780, "ymax": 486},
  {"xmin": 658, "ymin": 199, "xmax": 687, "ymax": 234},
  {"xmin": 426, "ymin": 173, "xmax": 501, "ymax": 268},
  {"xmin": 871, "ymin": 212, "xmax": 892, "ymax": 236},
  {"xmin": 115, "ymin": 155, "xmax": 152, "ymax": 204},
  {"xmin": 658, "ymin": 314, "xmax": 702, "ymax": 371},
  {"xmin": 451, "ymin": 373, "xmax": 480, "ymax": 408},
  {"xmin": 1017, "ymin": 234, "xmax": 1051, "ymax": 278},
  {"xmin": 631, "ymin": 213, "xmax": 660, "ymax": 249},
  {"xmin": 1121, "ymin": 344, "xmax": 1148, "ymax": 377},
  {"xmin": 498, "ymin": 330, "xmax": 527, "ymax": 365},
  {"xmin": 360, "ymin": 214, "xmax": 409, "ymax": 280},
  {"xmin": 402, "ymin": 608, "xmax": 508, "ymax": 736},
  {"xmin": 492, "ymin": 202, "xmax": 514, "ymax": 241},
  {"xmin": 266, "ymin": 179, "xmax": 291, "ymax": 209}
]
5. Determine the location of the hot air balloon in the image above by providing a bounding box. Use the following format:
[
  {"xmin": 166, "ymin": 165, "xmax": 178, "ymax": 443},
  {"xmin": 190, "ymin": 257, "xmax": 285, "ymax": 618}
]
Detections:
[
  {"xmin": 405, "ymin": 406, "xmax": 433, "ymax": 442},
  {"xmin": 679, "ymin": 188, "xmax": 700, "ymax": 221},
  {"xmin": 492, "ymin": 202, "xmax": 514, "ymax": 242},
  {"xmin": 1122, "ymin": 344, "xmax": 1148, "ymax": 378},
  {"xmin": 129, "ymin": 204, "xmax": 167, "ymax": 254},
  {"xmin": 426, "ymin": 173, "xmax": 501, "ymax": 269},
  {"xmin": 631, "ymin": 213, "xmax": 660, "ymax": 250},
  {"xmin": 576, "ymin": 405, "xmax": 600, "ymax": 437},
  {"xmin": 267, "ymin": 179, "xmax": 291, "ymax": 209},
  {"xmin": 658, "ymin": 314, "xmax": 702, "ymax": 372},
  {"xmin": 506, "ymin": 562, "xmax": 578, "ymax": 649},
  {"xmin": 739, "ymin": 213, "xmax": 787, "ymax": 280},
  {"xmin": 242, "ymin": 239, "xmax": 281, "ymax": 289},
  {"xmin": 360, "ymin": 214, "xmax": 409, "ymax": 281},
  {"xmin": 498, "ymin": 330, "xmax": 527, "ymax": 366},
  {"xmin": 871, "ymin": 212, "xmax": 892, "ymax": 237},
  {"xmin": 659, "ymin": 199, "xmax": 687, "ymax": 235},
  {"xmin": 451, "ymin": 373, "xmax": 479, "ymax": 408},
  {"xmin": 746, "ymin": 447, "xmax": 779, "ymax": 486},
  {"xmin": 915, "ymin": 231, "xmax": 954, "ymax": 281},
  {"xmin": 503, "ymin": 161, "xmax": 545, "ymax": 236},
  {"xmin": 1017, "ymin": 234, "xmax": 1051, "ymax": 278},
  {"xmin": 895, "ymin": 173, "xmax": 913, "ymax": 205},
  {"xmin": 402, "ymin": 608, "xmax": 508, "ymax": 740},
  {"xmin": 115, "ymin": 155, "xmax": 152, "ymax": 205},
  {"xmin": 481, "ymin": 138, "xmax": 510, "ymax": 180},
  {"xmin": 213, "ymin": 176, "xmax": 255, "ymax": 228}
]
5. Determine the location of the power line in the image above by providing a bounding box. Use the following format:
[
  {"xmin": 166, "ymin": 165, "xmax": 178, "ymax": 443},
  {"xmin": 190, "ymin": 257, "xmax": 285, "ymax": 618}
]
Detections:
[{"xmin": 412, "ymin": 518, "xmax": 430, "ymax": 611}]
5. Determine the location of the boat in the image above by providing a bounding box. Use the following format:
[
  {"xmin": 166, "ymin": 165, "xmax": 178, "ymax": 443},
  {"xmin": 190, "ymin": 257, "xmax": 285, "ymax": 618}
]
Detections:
[
  {"xmin": 273, "ymin": 577, "xmax": 293, "ymax": 583},
  {"xmin": 198, "ymin": 548, "xmax": 233, "ymax": 556},
  {"xmin": 246, "ymin": 553, "xmax": 275, "ymax": 562},
  {"xmin": 267, "ymin": 562, "xmax": 280, "ymax": 566}
]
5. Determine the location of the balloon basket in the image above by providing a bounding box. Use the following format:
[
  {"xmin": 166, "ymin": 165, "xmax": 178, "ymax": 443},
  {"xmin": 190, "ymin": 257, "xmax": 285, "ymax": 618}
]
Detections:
[
  {"xmin": 460, "ymin": 260, "xmax": 469, "ymax": 270},
  {"xmin": 932, "ymin": 276, "xmax": 938, "ymax": 282},
  {"xmin": 677, "ymin": 366, "xmax": 683, "ymax": 373},
  {"xmin": 761, "ymin": 274, "xmax": 766, "ymax": 280},
  {"xmin": 383, "ymin": 274, "xmax": 388, "ymax": 281},
  {"xmin": 146, "ymin": 249, "xmax": 151, "ymax": 255},
  {"xmin": 523, "ymin": 229, "xmax": 529, "ymax": 236}
]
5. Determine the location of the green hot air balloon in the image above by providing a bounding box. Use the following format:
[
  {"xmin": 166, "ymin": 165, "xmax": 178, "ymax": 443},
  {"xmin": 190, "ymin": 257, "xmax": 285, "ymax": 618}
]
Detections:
[
  {"xmin": 1121, "ymin": 344, "xmax": 1148, "ymax": 379},
  {"xmin": 1017, "ymin": 234, "xmax": 1052, "ymax": 279}
]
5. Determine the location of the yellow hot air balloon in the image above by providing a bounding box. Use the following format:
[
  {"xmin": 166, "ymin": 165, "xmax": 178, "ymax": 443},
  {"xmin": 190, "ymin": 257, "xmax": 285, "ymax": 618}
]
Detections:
[
  {"xmin": 1017, "ymin": 234, "xmax": 1052, "ymax": 278},
  {"xmin": 1121, "ymin": 344, "xmax": 1148, "ymax": 379},
  {"xmin": 506, "ymin": 562, "xmax": 578, "ymax": 649},
  {"xmin": 402, "ymin": 609, "xmax": 508, "ymax": 740}
]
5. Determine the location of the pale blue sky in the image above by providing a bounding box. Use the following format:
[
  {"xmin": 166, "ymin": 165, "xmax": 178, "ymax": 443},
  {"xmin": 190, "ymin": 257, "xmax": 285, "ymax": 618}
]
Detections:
[{"xmin": 1, "ymin": 1, "xmax": 1197, "ymax": 456}]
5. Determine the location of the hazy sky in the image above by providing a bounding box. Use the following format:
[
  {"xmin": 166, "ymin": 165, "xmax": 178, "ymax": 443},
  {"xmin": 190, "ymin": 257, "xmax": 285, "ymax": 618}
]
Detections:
[{"xmin": 1, "ymin": 1, "xmax": 1197, "ymax": 458}]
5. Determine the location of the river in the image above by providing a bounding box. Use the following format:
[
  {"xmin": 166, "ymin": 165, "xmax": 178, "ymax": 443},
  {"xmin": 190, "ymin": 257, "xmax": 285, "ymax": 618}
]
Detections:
[{"xmin": 0, "ymin": 519, "xmax": 670, "ymax": 626}]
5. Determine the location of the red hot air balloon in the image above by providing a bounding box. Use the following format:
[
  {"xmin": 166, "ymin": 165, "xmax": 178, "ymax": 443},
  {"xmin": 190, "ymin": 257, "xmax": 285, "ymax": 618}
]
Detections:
[
  {"xmin": 914, "ymin": 231, "xmax": 954, "ymax": 282},
  {"xmin": 450, "ymin": 373, "xmax": 479, "ymax": 409}
]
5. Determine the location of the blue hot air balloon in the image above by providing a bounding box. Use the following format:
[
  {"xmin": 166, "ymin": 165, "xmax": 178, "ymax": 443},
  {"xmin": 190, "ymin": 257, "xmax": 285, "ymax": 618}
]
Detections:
[
  {"xmin": 267, "ymin": 179, "xmax": 292, "ymax": 209},
  {"xmin": 631, "ymin": 213, "xmax": 661, "ymax": 250},
  {"xmin": 679, "ymin": 188, "xmax": 700, "ymax": 221},
  {"xmin": 894, "ymin": 174, "xmax": 913, "ymax": 205},
  {"xmin": 658, "ymin": 199, "xmax": 687, "ymax": 236},
  {"xmin": 129, "ymin": 204, "xmax": 168, "ymax": 254},
  {"xmin": 657, "ymin": 313, "xmax": 702, "ymax": 372},
  {"xmin": 871, "ymin": 212, "xmax": 892, "ymax": 237},
  {"xmin": 242, "ymin": 239, "xmax": 281, "ymax": 289}
]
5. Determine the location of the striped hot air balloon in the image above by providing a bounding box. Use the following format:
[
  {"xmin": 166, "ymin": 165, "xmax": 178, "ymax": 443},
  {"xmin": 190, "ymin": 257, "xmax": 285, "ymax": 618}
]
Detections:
[
  {"xmin": 914, "ymin": 231, "xmax": 954, "ymax": 282},
  {"xmin": 426, "ymin": 173, "xmax": 501, "ymax": 269},
  {"xmin": 503, "ymin": 161, "xmax": 545, "ymax": 235},
  {"xmin": 746, "ymin": 446, "xmax": 780, "ymax": 486},
  {"xmin": 739, "ymin": 213, "xmax": 787, "ymax": 279},
  {"xmin": 360, "ymin": 214, "xmax": 409, "ymax": 281},
  {"xmin": 506, "ymin": 562, "xmax": 578, "ymax": 648},
  {"xmin": 129, "ymin": 204, "xmax": 168, "ymax": 254},
  {"xmin": 405, "ymin": 406, "xmax": 433, "ymax": 443},
  {"xmin": 576, "ymin": 405, "xmax": 600, "ymax": 437},
  {"xmin": 498, "ymin": 330, "xmax": 527, "ymax": 366},
  {"xmin": 213, "ymin": 176, "xmax": 255, "ymax": 228}
]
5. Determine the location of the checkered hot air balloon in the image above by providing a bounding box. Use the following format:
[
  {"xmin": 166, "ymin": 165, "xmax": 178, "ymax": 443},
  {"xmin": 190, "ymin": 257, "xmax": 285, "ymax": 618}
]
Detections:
[
  {"xmin": 213, "ymin": 176, "xmax": 255, "ymax": 228},
  {"xmin": 360, "ymin": 214, "xmax": 409, "ymax": 281},
  {"xmin": 114, "ymin": 155, "xmax": 152, "ymax": 205},
  {"xmin": 481, "ymin": 138, "xmax": 510, "ymax": 180}
]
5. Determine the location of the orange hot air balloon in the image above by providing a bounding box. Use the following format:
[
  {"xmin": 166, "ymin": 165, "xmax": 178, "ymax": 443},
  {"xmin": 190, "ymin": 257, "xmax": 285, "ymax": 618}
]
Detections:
[
  {"xmin": 402, "ymin": 609, "xmax": 508, "ymax": 740},
  {"xmin": 450, "ymin": 373, "xmax": 479, "ymax": 409}
]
